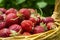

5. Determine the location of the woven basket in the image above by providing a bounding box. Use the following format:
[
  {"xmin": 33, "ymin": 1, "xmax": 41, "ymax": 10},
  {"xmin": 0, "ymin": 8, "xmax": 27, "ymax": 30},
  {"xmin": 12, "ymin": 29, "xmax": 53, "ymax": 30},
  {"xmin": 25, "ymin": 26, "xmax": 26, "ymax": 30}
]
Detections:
[{"xmin": 0, "ymin": 0, "xmax": 60, "ymax": 40}]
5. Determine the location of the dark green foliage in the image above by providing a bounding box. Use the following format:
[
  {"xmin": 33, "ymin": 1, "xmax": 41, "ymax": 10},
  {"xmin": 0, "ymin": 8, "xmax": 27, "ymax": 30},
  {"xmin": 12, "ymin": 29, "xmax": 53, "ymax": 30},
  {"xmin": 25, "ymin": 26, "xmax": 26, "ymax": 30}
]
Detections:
[{"xmin": 0, "ymin": 0, "xmax": 55, "ymax": 16}]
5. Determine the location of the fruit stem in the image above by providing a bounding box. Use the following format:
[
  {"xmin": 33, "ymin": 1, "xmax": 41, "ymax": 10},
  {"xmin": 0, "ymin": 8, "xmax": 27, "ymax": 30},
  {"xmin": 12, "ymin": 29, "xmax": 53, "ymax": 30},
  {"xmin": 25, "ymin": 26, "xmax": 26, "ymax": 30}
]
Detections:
[
  {"xmin": 39, "ymin": 8, "xmax": 43, "ymax": 17},
  {"xmin": 17, "ymin": 29, "xmax": 22, "ymax": 35},
  {"xmin": 40, "ymin": 22, "xmax": 47, "ymax": 31},
  {"xmin": 11, "ymin": 17, "xmax": 19, "ymax": 20},
  {"xmin": 0, "ymin": 11, "xmax": 3, "ymax": 15},
  {"xmin": 10, "ymin": 30, "xmax": 18, "ymax": 37}
]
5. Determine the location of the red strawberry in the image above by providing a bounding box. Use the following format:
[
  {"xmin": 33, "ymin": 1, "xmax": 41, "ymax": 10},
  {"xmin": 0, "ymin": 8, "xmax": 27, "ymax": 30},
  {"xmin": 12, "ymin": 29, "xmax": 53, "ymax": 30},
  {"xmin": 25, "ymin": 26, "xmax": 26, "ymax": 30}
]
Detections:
[
  {"xmin": 0, "ymin": 28, "xmax": 18, "ymax": 37},
  {"xmin": 28, "ymin": 9, "xmax": 36, "ymax": 13},
  {"xmin": 19, "ymin": 8, "xmax": 31, "ymax": 19},
  {"xmin": 0, "ymin": 22, "xmax": 6, "ymax": 29},
  {"xmin": 23, "ymin": 32, "xmax": 31, "ymax": 36},
  {"xmin": 0, "ymin": 8, "xmax": 6, "ymax": 13},
  {"xmin": 0, "ymin": 14, "xmax": 7, "ymax": 22},
  {"xmin": 0, "ymin": 11, "xmax": 6, "ymax": 21},
  {"xmin": 5, "ymin": 8, "xmax": 17, "ymax": 15},
  {"xmin": 33, "ymin": 26, "xmax": 44, "ymax": 34},
  {"xmin": 9, "ymin": 24, "xmax": 22, "ymax": 32},
  {"xmin": 2, "ymin": 14, "xmax": 6, "ymax": 21},
  {"xmin": 6, "ymin": 13, "xmax": 18, "ymax": 26},
  {"xmin": 21, "ymin": 20, "xmax": 33, "ymax": 32},
  {"xmin": 36, "ymin": 17, "xmax": 41, "ymax": 25},
  {"xmin": 29, "ymin": 17, "xmax": 41, "ymax": 25},
  {"xmin": 0, "ymin": 15, "xmax": 4, "ymax": 21},
  {"xmin": 29, "ymin": 17, "xmax": 36, "ymax": 25},
  {"xmin": 0, "ymin": 28, "xmax": 11, "ymax": 37},
  {"xmin": 47, "ymin": 22, "xmax": 56, "ymax": 30},
  {"xmin": 42, "ymin": 17, "xmax": 54, "ymax": 24},
  {"xmin": 30, "ymin": 11, "xmax": 41, "ymax": 25}
]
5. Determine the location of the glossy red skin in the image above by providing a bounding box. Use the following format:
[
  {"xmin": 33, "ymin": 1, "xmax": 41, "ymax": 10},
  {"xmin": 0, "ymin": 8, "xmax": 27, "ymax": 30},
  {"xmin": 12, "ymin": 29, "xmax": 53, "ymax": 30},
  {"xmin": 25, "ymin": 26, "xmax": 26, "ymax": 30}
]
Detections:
[
  {"xmin": 42, "ymin": 17, "xmax": 54, "ymax": 24},
  {"xmin": 5, "ymin": 8, "xmax": 17, "ymax": 15},
  {"xmin": 29, "ymin": 17, "xmax": 36, "ymax": 25},
  {"xmin": 21, "ymin": 20, "xmax": 33, "ymax": 32},
  {"xmin": 23, "ymin": 32, "xmax": 31, "ymax": 36},
  {"xmin": 0, "ymin": 8, "xmax": 6, "ymax": 13},
  {"xmin": 33, "ymin": 26, "xmax": 44, "ymax": 34},
  {"xmin": 0, "ymin": 15, "xmax": 4, "ymax": 21},
  {"xmin": 19, "ymin": 8, "xmax": 31, "ymax": 19},
  {"xmin": 36, "ymin": 17, "xmax": 41, "ymax": 25},
  {"xmin": 29, "ymin": 17, "xmax": 41, "ymax": 25},
  {"xmin": 47, "ymin": 22, "xmax": 54, "ymax": 30},
  {"xmin": 28, "ymin": 9, "xmax": 35, "ymax": 13},
  {"xmin": 6, "ymin": 13, "xmax": 18, "ymax": 26},
  {"xmin": 0, "ymin": 28, "xmax": 11, "ymax": 37},
  {"xmin": 18, "ymin": 16, "xmax": 25, "ymax": 24},
  {"xmin": 0, "ymin": 22, "xmax": 6, "ymax": 30},
  {"xmin": 9, "ymin": 24, "xmax": 22, "ymax": 32}
]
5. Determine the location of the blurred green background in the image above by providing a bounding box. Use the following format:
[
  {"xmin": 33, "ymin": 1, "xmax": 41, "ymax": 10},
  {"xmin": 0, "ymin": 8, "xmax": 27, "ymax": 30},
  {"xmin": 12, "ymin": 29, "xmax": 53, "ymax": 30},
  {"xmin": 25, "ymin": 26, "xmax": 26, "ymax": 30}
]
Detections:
[{"xmin": 0, "ymin": 0, "xmax": 55, "ymax": 17}]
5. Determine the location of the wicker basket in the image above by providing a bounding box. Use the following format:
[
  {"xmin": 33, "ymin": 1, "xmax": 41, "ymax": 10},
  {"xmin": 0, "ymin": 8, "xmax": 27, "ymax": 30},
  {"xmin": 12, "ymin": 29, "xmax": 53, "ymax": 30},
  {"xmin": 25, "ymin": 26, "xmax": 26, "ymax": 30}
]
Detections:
[{"xmin": 0, "ymin": 0, "xmax": 60, "ymax": 40}]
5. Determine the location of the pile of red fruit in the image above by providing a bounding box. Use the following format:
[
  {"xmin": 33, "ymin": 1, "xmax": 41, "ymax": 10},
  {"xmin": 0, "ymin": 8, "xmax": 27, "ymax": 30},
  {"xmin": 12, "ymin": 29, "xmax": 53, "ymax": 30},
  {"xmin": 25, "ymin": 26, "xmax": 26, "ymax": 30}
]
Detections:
[{"xmin": 0, "ymin": 8, "xmax": 56, "ymax": 37}]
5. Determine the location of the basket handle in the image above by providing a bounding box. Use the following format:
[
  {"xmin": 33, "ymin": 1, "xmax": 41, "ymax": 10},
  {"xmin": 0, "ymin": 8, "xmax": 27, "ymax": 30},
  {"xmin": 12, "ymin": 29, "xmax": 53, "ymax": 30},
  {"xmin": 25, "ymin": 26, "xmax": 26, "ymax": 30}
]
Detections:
[{"xmin": 52, "ymin": 0, "xmax": 60, "ymax": 22}]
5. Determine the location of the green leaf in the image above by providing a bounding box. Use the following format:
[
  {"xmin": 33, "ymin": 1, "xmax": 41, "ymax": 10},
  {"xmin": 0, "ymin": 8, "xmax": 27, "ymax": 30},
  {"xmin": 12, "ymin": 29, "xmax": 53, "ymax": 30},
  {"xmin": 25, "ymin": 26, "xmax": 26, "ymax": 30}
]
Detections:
[
  {"xmin": 16, "ymin": 0, "xmax": 26, "ymax": 4},
  {"xmin": 37, "ymin": 1, "xmax": 47, "ymax": 8},
  {"xmin": 0, "ymin": 0, "xmax": 3, "ymax": 3}
]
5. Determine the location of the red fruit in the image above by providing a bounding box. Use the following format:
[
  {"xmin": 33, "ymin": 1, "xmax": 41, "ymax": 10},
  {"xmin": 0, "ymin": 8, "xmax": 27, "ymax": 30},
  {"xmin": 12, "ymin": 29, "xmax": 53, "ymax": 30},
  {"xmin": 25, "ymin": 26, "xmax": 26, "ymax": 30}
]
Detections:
[
  {"xmin": 28, "ymin": 9, "xmax": 36, "ymax": 13},
  {"xmin": 0, "ymin": 13, "xmax": 7, "ymax": 22},
  {"xmin": 0, "ymin": 28, "xmax": 11, "ymax": 37},
  {"xmin": 47, "ymin": 22, "xmax": 56, "ymax": 30},
  {"xmin": 42, "ymin": 17, "xmax": 54, "ymax": 24},
  {"xmin": 5, "ymin": 8, "xmax": 17, "ymax": 15},
  {"xmin": 19, "ymin": 8, "xmax": 31, "ymax": 19},
  {"xmin": 29, "ymin": 17, "xmax": 41, "ymax": 25},
  {"xmin": 2, "ymin": 14, "xmax": 6, "ymax": 21},
  {"xmin": 0, "ymin": 22, "xmax": 6, "ymax": 29},
  {"xmin": 33, "ymin": 26, "xmax": 44, "ymax": 34},
  {"xmin": 0, "ymin": 8, "xmax": 6, "ymax": 13},
  {"xmin": 21, "ymin": 20, "xmax": 33, "ymax": 32},
  {"xmin": 30, "ymin": 11, "xmax": 41, "ymax": 25},
  {"xmin": 9, "ymin": 24, "xmax": 22, "ymax": 32},
  {"xmin": 23, "ymin": 32, "xmax": 31, "ymax": 36},
  {"xmin": 29, "ymin": 17, "xmax": 36, "ymax": 25},
  {"xmin": 36, "ymin": 17, "xmax": 41, "ymax": 25},
  {"xmin": 0, "ymin": 15, "xmax": 4, "ymax": 20},
  {"xmin": 6, "ymin": 13, "xmax": 18, "ymax": 26}
]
